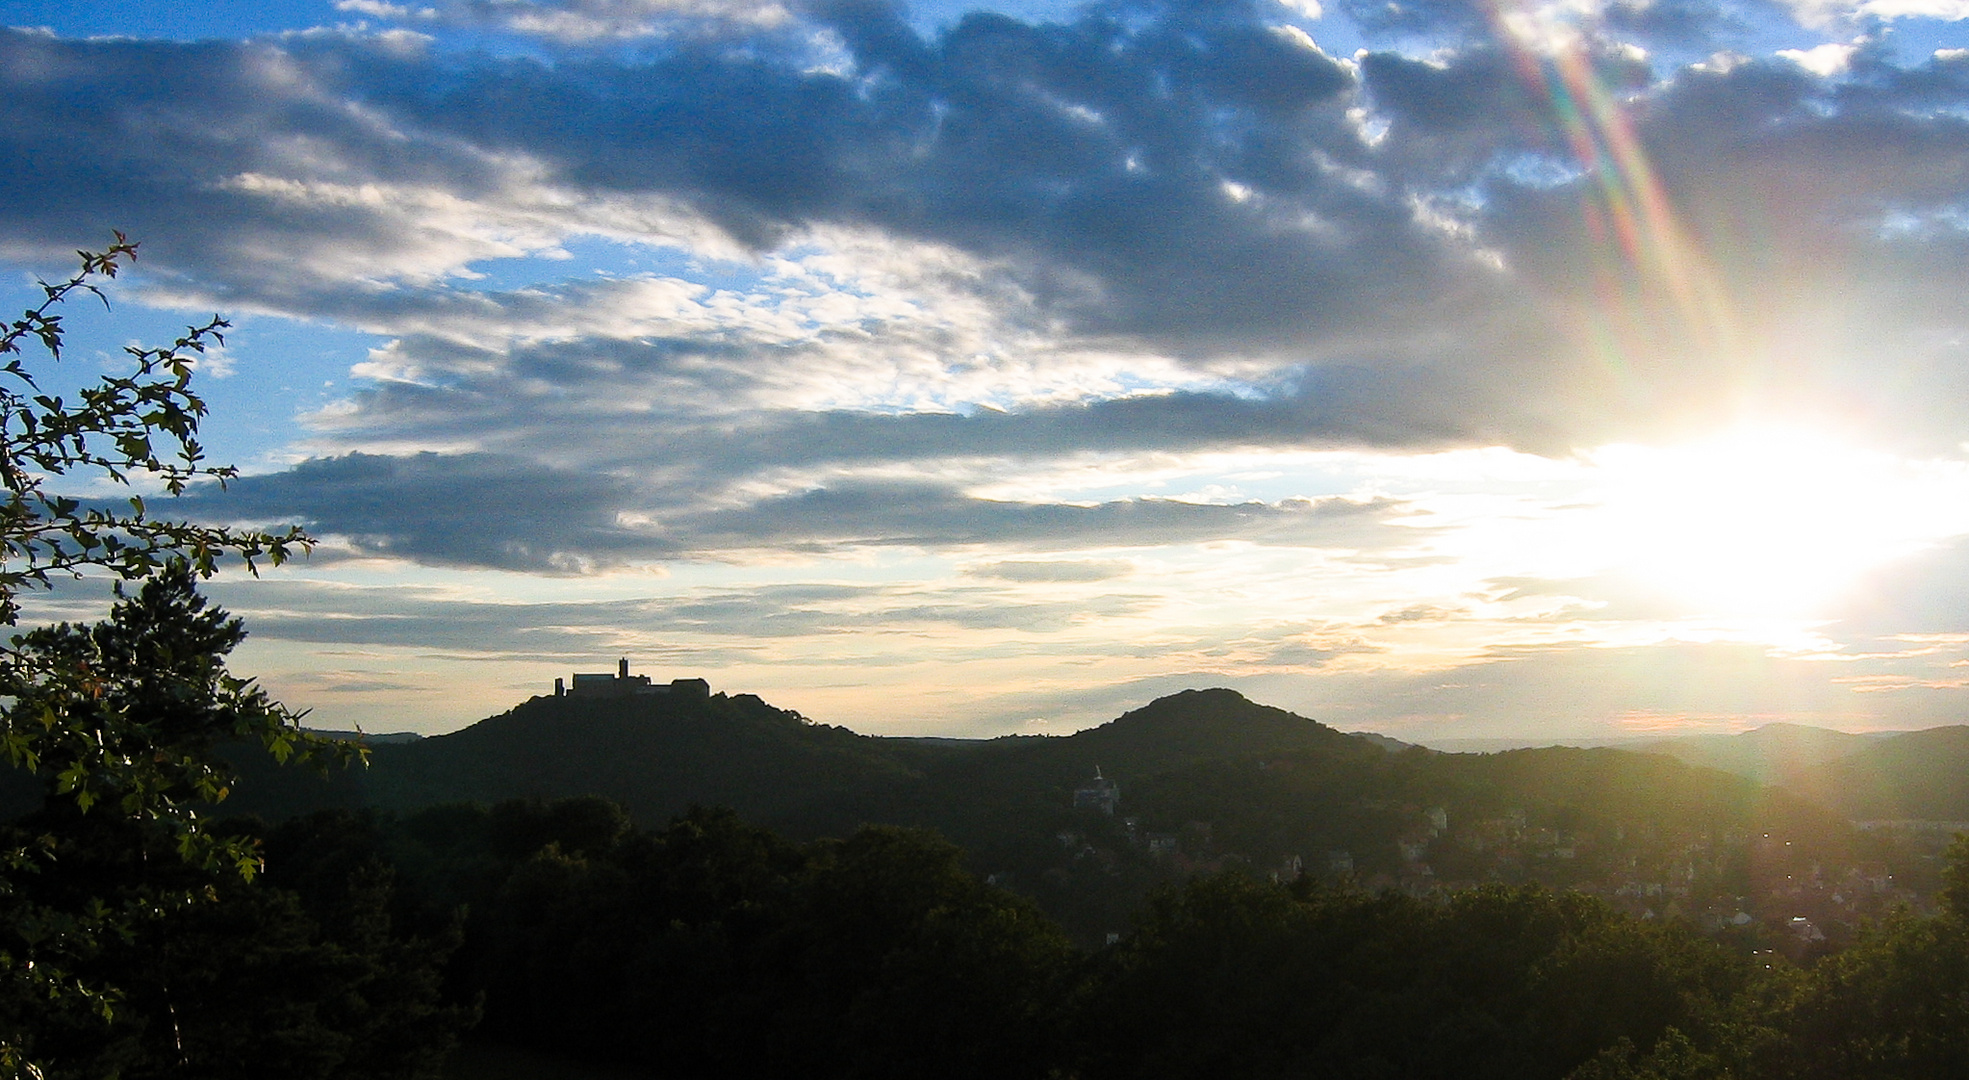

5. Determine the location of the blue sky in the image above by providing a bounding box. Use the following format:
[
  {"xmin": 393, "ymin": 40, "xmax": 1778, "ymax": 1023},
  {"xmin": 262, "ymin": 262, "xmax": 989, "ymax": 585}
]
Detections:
[{"xmin": 5, "ymin": 0, "xmax": 1969, "ymax": 741}]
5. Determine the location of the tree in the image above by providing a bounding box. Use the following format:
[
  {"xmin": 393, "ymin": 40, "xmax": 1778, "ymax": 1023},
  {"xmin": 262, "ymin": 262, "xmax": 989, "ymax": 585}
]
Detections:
[
  {"xmin": 0, "ymin": 238, "xmax": 348, "ymax": 1079},
  {"xmin": 1074, "ymin": 875, "xmax": 1750, "ymax": 1080},
  {"xmin": 0, "ymin": 234, "xmax": 307, "ymax": 623},
  {"xmin": 1771, "ymin": 837, "xmax": 1969, "ymax": 1079}
]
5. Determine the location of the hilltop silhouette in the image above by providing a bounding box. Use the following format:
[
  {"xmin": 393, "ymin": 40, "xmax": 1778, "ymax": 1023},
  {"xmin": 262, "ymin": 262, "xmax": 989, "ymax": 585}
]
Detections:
[{"xmin": 8, "ymin": 678, "xmax": 1952, "ymax": 943}]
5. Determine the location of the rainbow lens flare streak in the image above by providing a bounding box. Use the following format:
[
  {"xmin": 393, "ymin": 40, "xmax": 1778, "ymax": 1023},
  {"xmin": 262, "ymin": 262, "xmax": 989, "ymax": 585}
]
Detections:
[{"xmin": 1487, "ymin": 0, "xmax": 1739, "ymax": 382}]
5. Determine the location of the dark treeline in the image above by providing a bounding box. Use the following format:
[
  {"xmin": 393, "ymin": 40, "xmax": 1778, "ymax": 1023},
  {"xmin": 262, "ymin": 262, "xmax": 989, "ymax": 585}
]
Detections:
[
  {"xmin": 38, "ymin": 795, "xmax": 1963, "ymax": 1080},
  {"xmin": 0, "ymin": 801, "xmax": 469, "ymax": 1080}
]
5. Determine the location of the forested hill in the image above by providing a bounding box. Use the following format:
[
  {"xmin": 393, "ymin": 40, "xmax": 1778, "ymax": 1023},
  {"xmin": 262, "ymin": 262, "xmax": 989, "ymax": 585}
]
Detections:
[
  {"xmin": 0, "ymin": 683, "xmax": 1908, "ymax": 941},
  {"xmin": 226, "ymin": 689, "xmax": 922, "ymax": 829},
  {"xmin": 0, "ymin": 684, "xmax": 1888, "ymax": 868},
  {"xmin": 57, "ymin": 684, "xmax": 1845, "ymax": 874},
  {"xmin": 1049, "ymin": 688, "xmax": 1376, "ymax": 776},
  {"xmin": 216, "ymin": 686, "xmax": 1377, "ymax": 837}
]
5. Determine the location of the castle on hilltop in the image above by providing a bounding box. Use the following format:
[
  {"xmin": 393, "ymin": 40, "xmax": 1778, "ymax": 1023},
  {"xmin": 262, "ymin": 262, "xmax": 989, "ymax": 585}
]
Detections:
[{"xmin": 552, "ymin": 658, "xmax": 711, "ymax": 701}]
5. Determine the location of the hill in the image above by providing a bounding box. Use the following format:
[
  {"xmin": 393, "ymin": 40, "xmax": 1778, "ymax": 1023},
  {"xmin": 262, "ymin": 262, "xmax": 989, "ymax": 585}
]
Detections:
[
  {"xmin": 3, "ymin": 683, "xmax": 1908, "ymax": 941},
  {"xmin": 1802, "ymin": 725, "xmax": 1969, "ymax": 821},
  {"xmin": 205, "ymin": 686, "xmax": 1370, "ymax": 832},
  {"xmin": 1625, "ymin": 723, "xmax": 1887, "ymax": 785},
  {"xmin": 1621, "ymin": 722, "xmax": 1969, "ymax": 823},
  {"xmin": 223, "ymin": 690, "xmax": 928, "ymax": 828}
]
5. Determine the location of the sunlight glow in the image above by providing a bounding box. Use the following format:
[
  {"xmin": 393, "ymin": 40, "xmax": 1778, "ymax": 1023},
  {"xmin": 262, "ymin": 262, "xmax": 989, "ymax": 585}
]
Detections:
[{"xmin": 1580, "ymin": 429, "xmax": 1969, "ymax": 616}]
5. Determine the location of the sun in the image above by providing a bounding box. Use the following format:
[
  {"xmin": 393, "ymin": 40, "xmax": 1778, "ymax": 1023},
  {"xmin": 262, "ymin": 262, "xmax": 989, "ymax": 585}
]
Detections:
[{"xmin": 1579, "ymin": 428, "xmax": 1969, "ymax": 618}]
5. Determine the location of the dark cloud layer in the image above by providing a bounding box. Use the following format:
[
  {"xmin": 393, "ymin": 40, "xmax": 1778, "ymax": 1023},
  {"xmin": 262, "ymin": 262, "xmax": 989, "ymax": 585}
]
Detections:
[
  {"xmin": 206, "ymin": 576, "xmax": 1158, "ymax": 647},
  {"xmin": 320, "ymin": 360, "xmax": 1531, "ymax": 475},
  {"xmin": 194, "ymin": 452, "xmax": 1409, "ymax": 565},
  {"xmin": 4, "ymin": 0, "xmax": 1968, "ymax": 572},
  {"xmin": 687, "ymin": 480, "xmax": 1403, "ymax": 549},
  {"xmin": 181, "ymin": 452, "xmax": 659, "ymax": 572}
]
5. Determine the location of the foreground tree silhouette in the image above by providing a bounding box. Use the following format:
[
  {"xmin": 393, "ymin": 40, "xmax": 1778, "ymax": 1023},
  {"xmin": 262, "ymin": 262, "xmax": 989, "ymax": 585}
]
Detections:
[
  {"xmin": 1769, "ymin": 835, "xmax": 1969, "ymax": 1079},
  {"xmin": 1073, "ymin": 874, "xmax": 1751, "ymax": 1080},
  {"xmin": 0, "ymin": 238, "xmax": 345, "ymax": 1078}
]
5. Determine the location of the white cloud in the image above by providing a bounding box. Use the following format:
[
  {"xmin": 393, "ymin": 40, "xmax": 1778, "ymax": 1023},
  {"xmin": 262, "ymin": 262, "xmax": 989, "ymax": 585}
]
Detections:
[
  {"xmin": 411, "ymin": 0, "xmax": 796, "ymax": 40},
  {"xmin": 1776, "ymin": 42, "xmax": 1859, "ymax": 76},
  {"xmin": 1854, "ymin": 0, "xmax": 1969, "ymax": 17},
  {"xmin": 334, "ymin": 1, "xmax": 438, "ymax": 18},
  {"xmin": 1271, "ymin": 23, "xmax": 1325, "ymax": 53},
  {"xmin": 1777, "ymin": 0, "xmax": 1969, "ymax": 25},
  {"xmin": 207, "ymin": 168, "xmax": 745, "ymax": 295}
]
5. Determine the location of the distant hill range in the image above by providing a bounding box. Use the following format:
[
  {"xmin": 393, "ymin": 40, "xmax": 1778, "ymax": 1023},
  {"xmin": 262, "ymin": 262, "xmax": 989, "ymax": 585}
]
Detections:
[
  {"xmin": 1624, "ymin": 723, "xmax": 1891, "ymax": 785},
  {"xmin": 1625, "ymin": 723, "xmax": 1969, "ymax": 821},
  {"xmin": 214, "ymin": 687, "xmax": 1387, "ymax": 837},
  {"xmin": 6, "ymin": 681, "xmax": 1961, "ymax": 837},
  {"xmin": 187, "ymin": 685, "xmax": 1838, "ymax": 862}
]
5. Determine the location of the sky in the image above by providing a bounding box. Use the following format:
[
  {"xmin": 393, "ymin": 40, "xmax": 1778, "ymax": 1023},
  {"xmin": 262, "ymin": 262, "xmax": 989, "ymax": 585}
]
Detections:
[{"xmin": 2, "ymin": 0, "xmax": 1968, "ymax": 744}]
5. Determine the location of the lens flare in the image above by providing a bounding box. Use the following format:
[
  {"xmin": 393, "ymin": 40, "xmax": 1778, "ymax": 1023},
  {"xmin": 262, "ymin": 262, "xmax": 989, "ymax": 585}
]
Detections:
[{"xmin": 1486, "ymin": 0, "xmax": 1738, "ymax": 379}]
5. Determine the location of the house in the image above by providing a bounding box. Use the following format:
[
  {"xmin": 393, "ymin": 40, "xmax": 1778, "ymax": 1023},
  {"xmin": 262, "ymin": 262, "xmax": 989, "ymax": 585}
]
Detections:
[
  {"xmin": 1073, "ymin": 767, "xmax": 1120, "ymax": 815},
  {"xmin": 553, "ymin": 659, "xmax": 711, "ymax": 700}
]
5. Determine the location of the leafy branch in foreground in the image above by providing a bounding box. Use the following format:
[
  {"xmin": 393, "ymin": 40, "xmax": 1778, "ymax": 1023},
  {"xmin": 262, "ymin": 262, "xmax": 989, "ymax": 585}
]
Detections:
[
  {"xmin": 0, "ymin": 233, "xmax": 308, "ymax": 627},
  {"xmin": 0, "ymin": 238, "xmax": 356, "ymax": 1079}
]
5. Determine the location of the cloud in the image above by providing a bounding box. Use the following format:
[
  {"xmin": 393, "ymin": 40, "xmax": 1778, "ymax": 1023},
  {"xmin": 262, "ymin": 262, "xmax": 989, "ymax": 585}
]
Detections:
[
  {"xmin": 181, "ymin": 452, "xmax": 661, "ymax": 572},
  {"xmin": 684, "ymin": 481, "xmax": 1405, "ymax": 550},
  {"xmin": 301, "ymin": 362, "xmax": 1535, "ymax": 494},
  {"xmin": 280, "ymin": 669, "xmax": 442, "ymax": 694},
  {"xmin": 966, "ymin": 558, "xmax": 1135, "ymax": 581},
  {"xmin": 0, "ymin": 12, "xmax": 1504, "ymax": 420},
  {"xmin": 5, "ymin": 6, "xmax": 1964, "ymax": 464},
  {"xmin": 187, "ymin": 452, "xmax": 1409, "ymax": 565},
  {"xmin": 1833, "ymin": 536, "xmax": 1969, "ymax": 636},
  {"xmin": 11, "ymin": 0, "xmax": 1969, "ymax": 751},
  {"xmin": 1777, "ymin": 0, "xmax": 1969, "ymax": 27},
  {"xmin": 1377, "ymin": 604, "xmax": 1459, "ymax": 624},
  {"xmin": 207, "ymin": 575, "xmax": 1160, "ymax": 651},
  {"xmin": 1252, "ymin": 633, "xmax": 1384, "ymax": 667},
  {"xmin": 1275, "ymin": 639, "xmax": 1969, "ymax": 740},
  {"xmin": 1777, "ymin": 42, "xmax": 1859, "ymax": 75},
  {"xmin": 339, "ymin": 0, "xmax": 797, "ymax": 39},
  {"xmin": 828, "ymin": 632, "xmax": 1914, "ymax": 738}
]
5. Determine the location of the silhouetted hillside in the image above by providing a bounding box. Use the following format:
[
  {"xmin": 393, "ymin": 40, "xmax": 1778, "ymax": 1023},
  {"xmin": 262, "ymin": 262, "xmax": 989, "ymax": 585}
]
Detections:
[
  {"xmin": 223, "ymin": 690, "xmax": 930, "ymax": 829},
  {"xmin": 1048, "ymin": 688, "xmax": 1369, "ymax": 775},
  {"xmin": 855, "ymin": 689, "xmax": 1381, "ymax": 894},
  {"xmin": 220, "ymin": 686, "xmax": 1380, "ymax": 835},
  {"xmin": 1348, "ymin": 730, "xmax": 1415, "ymax": 753},
  {"xmin": 9, "ymin": 683, "xmax": 1930, "ymax": 942}
]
